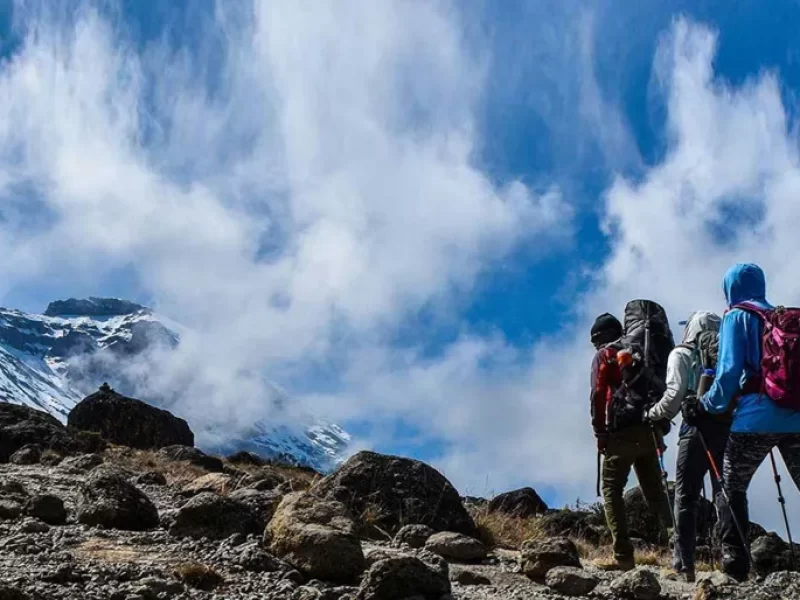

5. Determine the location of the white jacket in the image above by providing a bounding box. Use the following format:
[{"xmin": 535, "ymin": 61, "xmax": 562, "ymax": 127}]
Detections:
[{"xmin": 646, "ymin": 311, "xmax": 721, "ymax": 422}]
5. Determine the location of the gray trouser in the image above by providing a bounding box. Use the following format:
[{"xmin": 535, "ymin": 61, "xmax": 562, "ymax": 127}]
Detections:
[
  {"xmin": 672, "ymin": 419, "xmax": 730, "ymax": 572},
  {"xmin": 721, "ymin": 432, "xmax": 800, "ymax": 577}
]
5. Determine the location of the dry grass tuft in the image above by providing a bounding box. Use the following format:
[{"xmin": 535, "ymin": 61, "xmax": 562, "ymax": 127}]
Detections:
[
  {"xmin": 473, "ymin": 510, "xmax": 546, "ymax": 550},
  {"xmin": 174, "ymin": 563, "xmax": 224, "ymax": 590},
  {"xmin": 102, "ymin": 446, "xmax": 206, "ymax": 485}
]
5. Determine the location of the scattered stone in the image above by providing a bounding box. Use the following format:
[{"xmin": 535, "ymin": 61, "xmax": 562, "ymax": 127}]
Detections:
[
  {"xmin": 158, "ymin": 445, "xmax": 224, "ymax": 472},
  {"xmin": 545, "ymin": 566, "xmax": 599, "ymax": 597},
  {"xmin": 266, "ymin": 492, "xmax": 365, "ymax": 583},
  {"xmin": 233, "ymin": 542, "xmax": 284, "ymax": 572},
  {"xmin": 25, "ymin": 494, "xmax": 67, "ymax": 525},
  {"xmin": 181, "ymin": 473, "xmax": 233, "ymax": 496},
  {"xmin": 0, "ymin": 500, "xmax": 22, "ymax": 520},
  {"xmin": 0, "ymin": 480, "xmax": 28, "ymax": 500},
  {"xmin": 356, "ymin": 556, "xmax": 451, "ymax": 600},
  {"xmin": 609, "ymin": 567, "xmax": 661, "ymax": 600},
  {"xmin": 18, "ymin": 517, "xmax": 50, "ymax": 533},
  {"xmin": 424, "ymin": 532, "xmax": 487, "ymax": 561},
  {"xmin": 393, "ymin": 524, "xmax": 435, "ymax": 549},
  {"xmin": 39, "ymin": 450, "xmax": 63, "ymax": 466},
  {"xmin": 68, "ymin": 384, "xmax": 194, "ymax": 450},
  {"xmin": 9, "ymin": 445, "xmax": 42, "ymax": 465},
  {"xmin": 76, "ymin": 469, "xmax": 159, "ymax": 530},
  {"xmin": 133, "ymin": 471, "xmax": 167, "ymax": 486},
  {"xmin": 229, "ymin": 488, "xmax": 282, "ymax": 527},
  {"xmin": 487, "ymin": 487, "xmax": 548, "ymax": 518},
  {"xmin": 170, "ymin": 492, "xmax": 260, "ymax": 539},
  {"xmin": 451, "ymin": 568, "xmax": 491, "ymax": 586},
  {"xmin": 310, "ymin": 451, "xmax": 475, "ymax": 536},
  {"xmin": 520, "ymin": 537, "xmax": 580, "ymax": 579},
  {"xmin": 61, "ymin": 453, "xmax": 104, "ymax": 472}
]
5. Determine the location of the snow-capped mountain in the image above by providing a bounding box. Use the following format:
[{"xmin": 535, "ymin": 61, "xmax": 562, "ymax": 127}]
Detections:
[{"xmin": 0, "ymin": 298, "xmax": 349, "ymax": 471}]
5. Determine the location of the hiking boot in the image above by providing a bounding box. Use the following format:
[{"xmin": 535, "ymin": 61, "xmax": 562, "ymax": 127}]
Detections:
[
  {"xmin": 681, "ymin": 569, "xmax": 696, "ymax": 583},
  {"xmin": 592, "ymin": 556, "xmax": 635, "ymax": 571}
]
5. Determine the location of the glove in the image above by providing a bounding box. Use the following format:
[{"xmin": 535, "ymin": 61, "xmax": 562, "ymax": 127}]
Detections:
[
  {"xmin": 682, "ymin": 394, "xmax": 704, "ymax": 426},
  {"xmin": 596, "ymin": 432, "xmax": 608, "ymax": 454}
]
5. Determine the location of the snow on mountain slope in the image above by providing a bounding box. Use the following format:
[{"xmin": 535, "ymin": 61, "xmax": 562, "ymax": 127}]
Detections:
[{"xmin": 0, "ymin": 298, "xmax": 349, "ymax": 471}]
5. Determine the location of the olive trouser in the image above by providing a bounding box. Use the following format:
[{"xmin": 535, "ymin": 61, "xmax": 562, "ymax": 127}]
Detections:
[{"xmin": 602, "ymin": 423, "xmax": 673, "ymax": 561}]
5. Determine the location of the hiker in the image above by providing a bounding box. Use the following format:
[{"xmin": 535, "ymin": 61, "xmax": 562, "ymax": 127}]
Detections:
[
  {"xmin": 645, "ymin": 311, "xmax": 724, "ymax": 582},
  {"xmin": 690, "ymin": 263, "xmax": 800, "ymax": 581},
  {"xmin": 590, "ymin": 303, "xmax": 674, "ymax": 571}
]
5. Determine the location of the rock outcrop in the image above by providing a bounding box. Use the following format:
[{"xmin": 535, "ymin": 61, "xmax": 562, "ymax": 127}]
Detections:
[
  {"xmin": 0, "ymin": 404, "xmax": 81, "ymax": 462},
  {"xmin": 68, "ymin": 384, "xmax": 193, "ymax": 450},
  {"xmin": 169, "ymin": 492, "xmax": 261, "ymax": 540},
  {"xmin": 488, "ymin": 487, "xmax": 548, "ymax": 518},
  {"xmin": 310, "ymin": 451, "xmax": 475, "ymax": 536},
  {"xmin": 356, "ymin": 556, "xmax": 451, "ymax": 600}
]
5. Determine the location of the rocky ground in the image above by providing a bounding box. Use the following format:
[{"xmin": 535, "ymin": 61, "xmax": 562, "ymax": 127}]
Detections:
[{"xmin": 1, "ymin": 401, "xmax": 799, "ymax": 600}]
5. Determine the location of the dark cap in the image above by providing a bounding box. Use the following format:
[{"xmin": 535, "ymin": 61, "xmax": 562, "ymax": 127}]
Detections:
[{"xmin": 591, "ymin": 313, "xmax": 622, "ymax": 344}]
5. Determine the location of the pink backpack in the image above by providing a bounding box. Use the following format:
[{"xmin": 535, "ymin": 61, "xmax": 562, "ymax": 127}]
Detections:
[{"xmin": 734, "ymin": 303, "xmax": 800, "ymax": 410}]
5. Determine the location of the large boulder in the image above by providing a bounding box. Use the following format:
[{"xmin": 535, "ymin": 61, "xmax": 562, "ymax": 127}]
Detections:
[
  {"xmin": 68, "ymin": 384, "xmax": 193, "ymax": 450},
  {"xmin": 356, "ymin": 556, "xmax": 451, "ymax": 600},
  {"xmin": 265, "ymin": 492, "xmax": 365, "ymax": 582},
  {"xmin": 393, "ymin": 524, "xmax": 435, "ymax": 549},
  {"xmin": 76, "ymin": 468, "xmax": 159, "ymax": 530},
  {"xmin": 0, "ymin": 403, "xmax": 80, "ymax": 462},
  {"xmin": 520, "ymin": 537, "xmax": 580, "ymax": 580},
  {"xmin": 424, "ymin": 532, "xmax": 487, "ymax": 561},
  {"xmin": 310, "ymin": 451, "xmax": 475, "ymax": 536},
  {"xmin": 170, "ymin": 492, "xmax": 261, "ymax": 539},
  {"xmin": 25, "ymin": 494, "xmax": 67, "ymax": 525},
  {"xmin": 157, "ymin": 445, "xmax": 224, "ymax": 472},
  {"xmin": 9, "ymin": 445, "xmax": 42, "ymax": 465},
  {"xmin": 488, "ymin": 487, "xmax": 548, "ymax": 518},
  {"xmin": 624, "ymin": 485, "xmax": 684, "ymax": 544}
]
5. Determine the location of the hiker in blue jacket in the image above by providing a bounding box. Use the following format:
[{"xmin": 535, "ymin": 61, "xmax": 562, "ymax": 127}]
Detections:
[{"xmin": 697, "ymin": 263, "xmax": 800, "ymax": 580}]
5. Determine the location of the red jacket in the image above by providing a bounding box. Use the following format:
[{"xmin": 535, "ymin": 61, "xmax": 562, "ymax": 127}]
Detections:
[{"xmin": 590, "ymin": 345, "xmax": 621, "ymax": 435}]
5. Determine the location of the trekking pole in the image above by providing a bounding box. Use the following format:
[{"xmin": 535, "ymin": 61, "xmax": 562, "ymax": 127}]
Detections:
[
  {"xmin": 769, "ymin": 450, "xmax": 797, "ymax": 569},
  {"xmin": 651, "ymin": 425, "xmax": 678, "ymax": 533},
  {"xmin": 696, "ymin": 428, "xmax": 751, "ymax": 566},
  {"xmin": 596, "ymin": 451, "xmax": 602, "ymax": 498}
]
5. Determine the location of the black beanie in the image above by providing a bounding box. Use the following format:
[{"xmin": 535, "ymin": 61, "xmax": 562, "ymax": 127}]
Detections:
[{"xmin": 591, "ymin": 313, "xmax": 622, "ymax": 344}]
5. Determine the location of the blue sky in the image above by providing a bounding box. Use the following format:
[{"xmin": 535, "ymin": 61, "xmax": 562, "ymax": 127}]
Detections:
[{"xmin": 1, "ymin": 0, "xmax": 800, "ymax": 530}]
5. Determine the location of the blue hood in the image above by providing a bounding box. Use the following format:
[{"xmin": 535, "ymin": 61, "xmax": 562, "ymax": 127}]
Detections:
[{"xmin": 723, "ymin": 263, "xmax": 766, "ymax": 307}]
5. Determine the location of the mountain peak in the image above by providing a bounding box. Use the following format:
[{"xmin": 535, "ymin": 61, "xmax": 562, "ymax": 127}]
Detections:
[{"xmin": 44, "ymin": 297, "xmax": 149, "ymax": 317}]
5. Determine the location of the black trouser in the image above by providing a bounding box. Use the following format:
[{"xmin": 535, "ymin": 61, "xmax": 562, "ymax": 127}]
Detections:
[
  {"xmin": 721, "ymin": 433, "xmax": 800, "ymax": 577},
  {"xmin": 673, "ymin": 418, "xmax": 730, "ymax": 572}
]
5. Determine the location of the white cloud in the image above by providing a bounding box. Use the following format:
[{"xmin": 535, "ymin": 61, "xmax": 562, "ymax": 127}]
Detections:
[{"xmin": 0, "ymin": 3, "xmax": 571, "ymax": 459}]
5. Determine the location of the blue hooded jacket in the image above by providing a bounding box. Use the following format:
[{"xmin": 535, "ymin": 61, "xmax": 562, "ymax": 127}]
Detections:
[{"xmin": 701, "ymin": 263, "xmax": 800, "ymax": 433}]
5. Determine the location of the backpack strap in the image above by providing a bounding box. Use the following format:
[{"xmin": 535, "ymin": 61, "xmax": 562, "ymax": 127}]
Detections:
[{"xmin": 731, "ymin": 302, "xmax": 770, "ymax": 319}]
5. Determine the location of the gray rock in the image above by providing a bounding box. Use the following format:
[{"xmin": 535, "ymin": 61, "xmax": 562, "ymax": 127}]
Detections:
[
  {"xmin": 266, "ymin": 492, "xmax": 365, "ymax": 583},
  {"xmin": 233, "ymin": 542, "xmax": 284, "ymax": 572},
  {"xmin": 61, "ymin": 453, "xmax": 104, "ymax": 472},
  {"xmin": 451, "ymin": 568, "xmax": 491, "ymax": 586},
  {"xmin": 0, "ymin": 500, "xmax": 22, "ymax": 520},
  {"xmin": 356, "ymin": 556, "xmax": 451, "ymax": 600},
  {"xmin": 133, "ymin": 471, "xmax": 167, "ymax": 486},
  {"xmin": 77, "ymin": 470, "xmax": 159, "ymax": 530},
  {"xmin": 609, "ymin": 567, "xmax": 661, "ymax": 600},
  {"xmin": 425, "ymin": 532, "xmax": 487, "ymax": 561},
  {"xmin": 181, "ymin": 473, "xmax": 233, "ymax": 496},
  {"xmin": 170, "ymin": 492, "xmax": 260, "ymax": 540},
  {"xmin": 229, "ymin": 487, "xmax": 282, "ymax": 527},
  {"xmin": 545, "ymin": 566, "xmax": 598, "ymax": 597},
  {"xmin": 393, "ymin": 524, "xmax": 435, "ymax": 549},
  {"xmin": 364, "ymin": 548, "xmax": 406, "ymax": 567},
  {"xmin": 25, "ymin": 494, "xmax": 67, "ymax": 525},
  {"xmin": 488, "ymin": 487, "xmax": 548, "ymax": 518},
  {"xmin": 0, "ymin": 583, "xmax": 29, "ymax": 599},
  {"xmin": 18, "ymin": 517, "xmax": 50, "ymax": 533},
  {"xmin": 752, "ymin": 534, "xmax": 793, "ymax": 576},
  {"xmin": 9, "ymin": 445, "xmax": 42, "ymax": 465},
  {"xmin": 520, "ymin": 537, "xmax": 580, "ymax": 579}
]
